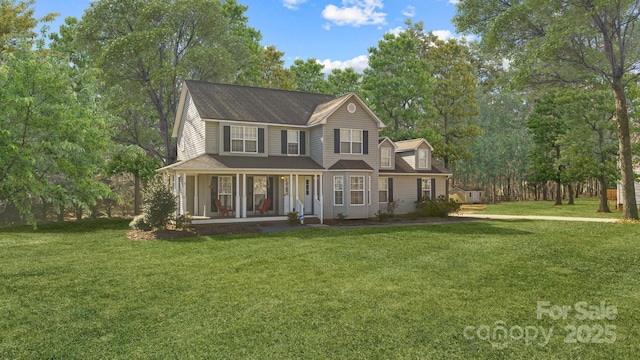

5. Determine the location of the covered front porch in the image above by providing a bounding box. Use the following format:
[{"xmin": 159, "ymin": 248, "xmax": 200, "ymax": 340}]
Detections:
[{"xmin": 158, "ymin": 154, "xmax": 326, "ymax": 224}]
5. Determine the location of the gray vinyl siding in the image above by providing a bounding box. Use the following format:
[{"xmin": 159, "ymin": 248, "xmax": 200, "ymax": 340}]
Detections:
[
  {"xmin": 176, "ymin": 93, "xmax": 205, "ymax": 161},
  {"xmin": 310, "ymin": 126, "xmax": 323, "ymax": 165},
  {"xmin": 218, "ymin": 123, "xmax": 268, "ymax": 157},
  {"xmin": 267, "ymin": 126, "xmax": 309, "ymax": 156},
  {"xmin": 205, "ymin": 122, "xmax": 219, "ymax": 154},
  {"xmin": 384, "ymin": 175, "xmax": 448, "ymax": 215},
  {"xmin": 400, "ymin": 152, "xmax": 416, "ymax": 169}
]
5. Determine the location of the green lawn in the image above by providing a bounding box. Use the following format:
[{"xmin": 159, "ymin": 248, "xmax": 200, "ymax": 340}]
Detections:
[
  {"xmin": 475, "ymin": 197, "xmax": 622, "ymax": 219},
  {"xmin": 1, "ymin": 219, "xmax": 639, "ymax": 359}
]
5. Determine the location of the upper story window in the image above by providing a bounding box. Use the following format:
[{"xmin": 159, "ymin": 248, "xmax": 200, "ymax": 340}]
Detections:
[
  {"xmin": 231, "ymin": 126, "xmax": 257, "ymax": 153},
  {"xmin": 418, "ymin": 149, "xmax": 428, "ymax": 168},
  {"xmin": 341, "ymin": 129, "xmax": 362, "ymax": 154},
  {"xmin": 381, "ymin": 148, "xmax": 391, "ymax": 167},
  {"xmin": 287, "ymin": 130, "xmax": 299, "ymax": 155}
]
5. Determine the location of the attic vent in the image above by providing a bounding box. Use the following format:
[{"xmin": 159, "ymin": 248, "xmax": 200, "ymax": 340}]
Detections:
[{"xmin": 347, "ymin": 103, "xmax": 356, "ymax": 113}]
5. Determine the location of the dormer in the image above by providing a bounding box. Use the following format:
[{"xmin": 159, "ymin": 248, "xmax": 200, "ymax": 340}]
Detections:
[
  {"xmin": 378, "ymin": 137, "xmax": 397, "ymax": 170},
  {"xmin": 395, "ymin": 139, "xmax": 434, "ymax": 171}
]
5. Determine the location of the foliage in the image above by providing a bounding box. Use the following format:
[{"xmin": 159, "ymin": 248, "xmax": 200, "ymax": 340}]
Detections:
[
  {"xmin": 251, "ymin": 45, "xmax": 295, "ymax": 90},
  {"xmin": 327, "ymin": 67, "xmax": 361, "ymax": 96},
  {"xmin": 290, "ymin": 58, "xmax": 328, "ymax": 94},
  {"xmin": 141, "ymin": 176, "xmax": 177, "ymax": 230},
  {"xmin": 287, "ymin": 211, "xmax": 299, "ymax": 225},
  {"xmin": 174, "ymin": 212, "xmax": 192, "ymax": 230},
  {"xmin": 75, "ymin": 0, "xmax": 262, "ymax": 165},
  {"xmin": 362, "ymin": 24, "xmax": 434, "ymax": 140},
  {"xmin": 0, "ymin": 0, "xmax": 56, "ymax": 51},
  {"xmin": 0, "ymin": 37, "xmax": 112, "ymax": 226},
  {"xmin": 415, "ymin": 195, "xmax": 461, "ymax": 217},
  {"xmin": 454, "ymin": 0, "xmax": 640, "ymax": 219},
  {"xmin": 129, "ymin": 214, "xmax": 151, "ymax": 231},
  {"xmin": 375, "ymin": 210, "xmax": 393, "ymax": 222}
]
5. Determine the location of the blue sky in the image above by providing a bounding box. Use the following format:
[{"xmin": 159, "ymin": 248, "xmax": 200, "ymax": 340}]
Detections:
[{"xmin": 33, "ymin": 0, "xmax": 461, "ymax": 73}]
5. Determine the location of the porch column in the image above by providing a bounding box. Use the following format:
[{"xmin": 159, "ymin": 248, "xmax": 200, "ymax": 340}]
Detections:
[
  {"xmin": 295, "ymin": 174, "xmax": 299, "ymax": 212},
  {"xmin": 319, "ymin": 174, "xmax": 323, "ymax": 224},
  {"xmin": 289, "ymin": 174, "xmax": 294, "ymax": 212},
  {"xmin": 242, "ymin": 174, "xmax": 247, "ymax": 218},
  {"xmin": 181, "ymin": 172, "xmax": 187, "ymax": 215},
  {"xmin": 194, "ymin": 175, "xmax": 199, "ymax": 216},
  {"xmin": 173, "ymin": 172, "xmax": 179, "ymax": 216},
  {"xmin": 235, "ymin": 173, "xmax": 240, "ymax": 218}
]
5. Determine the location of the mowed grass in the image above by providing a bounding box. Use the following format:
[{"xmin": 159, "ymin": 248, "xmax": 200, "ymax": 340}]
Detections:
[
  {"xmin": 476, "ymin": 197, "xmax": 622, "ymax": 219},
  {"xmin": 1, "ymin": 219, "xmax": 639, "ymax": 359}
]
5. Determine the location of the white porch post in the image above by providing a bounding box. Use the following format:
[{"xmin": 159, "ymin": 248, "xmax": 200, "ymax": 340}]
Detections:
[
  {"xmin": 181, "ymin": 173, "xmax": 187, "ymax": 215},
  {"xmin": 289, "ymin": 174, "xmax": 294, "ymax": 212},
  {"xmin": 194, "ymin": 175, "xmax": 199, "ymax": 216},
  {"xmin": 235, "ymin": 173, "xmax": 240, "ymax": 218},
  {"xmin": 319, "ymin": 174, "xmax": 323, "ymax": 224},
  {"xmin": 295, "ymin": 174, "xmax": 299, "ymax": 212},
  {"xmin": 173, "ymin": 172, "xmax": 179, "ymax": 216},
  {"xmin": 242, "ymin": 174, "xmax": 247, "ymax": 218}
]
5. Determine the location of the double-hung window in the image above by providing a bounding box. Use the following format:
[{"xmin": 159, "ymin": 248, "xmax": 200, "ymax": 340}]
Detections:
[
  {"xmin": 334, "ymin": 176, "xmax": 343, "ymax": 206},
  {"xmin": 287, "ymin": 130, "xmax": 299, "ymax": 155},
  {"xmin": 421, "ymin": 177, "xmax": 432, "ymax": 200},
  {"xmin": 418, "ymin": 149, "xmax": 428, "ymax": 168},
  {"xmin": 350, "ymin": 176, "xmax": 365, "ymax": 205},
  {"xmin": 340, "ymin": 129, "xmax": 362, "ymax": 154},
  {"xmin": 219, "ymin": 176, "xmax": 233, "ymax": 207},
  {"xmin": 381, "ymin": 148, "xmax": 391, "ymax": 167},
  {"xmin": 231, "ymin": 126, "xmax": 257, "ymax": 153},
  {"xmin": 379, "ymin": 177, "xmax": 388, "ymax": 203}
]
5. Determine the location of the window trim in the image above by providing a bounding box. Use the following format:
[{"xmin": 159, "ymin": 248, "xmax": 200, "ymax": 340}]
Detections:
[
  {"xmin": 421, "ymin": 177, "xmax": 432, "ymax": 200},
  {"xmin": 418, "ymin": 149, "xmax": 428, "ymax": 168},
  {"xmin": 333, "ymin": 176, "xmax": 344, "ymax": 206},
  {"xmin": 340, "ymin": 128, "xmax": 363, "ymax": 155},
  {"xmin": 230, "ymin": 125, "xmax": 258, "ymax": 153},
  {"xmin": 287, "ymin": 130, "xmax": 300, "ymax": 155},
  {"xmin": 381, "ymin": 148, "xmax": 391, "ymax": 168},
  {"xmin": 350, "ymin": 175, "xmax": 365, "ymax": 206},
  {"xmin": 379, "ymin": 177, "xmax": 388, "ymax": 203}
]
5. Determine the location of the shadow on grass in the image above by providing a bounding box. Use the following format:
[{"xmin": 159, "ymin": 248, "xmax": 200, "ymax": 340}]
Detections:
[{"xmin": 0, "ymin": 218, "xmax": 131, "ymax": 234}]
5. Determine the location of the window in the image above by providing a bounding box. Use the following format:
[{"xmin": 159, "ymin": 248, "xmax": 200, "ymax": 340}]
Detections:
[
  {"xmin": 334, "ymin": 176, "xmax": 343, "ymax": 206},
  {"xmin": 381, "ymin": 148, "xmax": 391, "ymax": 167},
  {"xmin": 287, "ymin": 130, "xmax": 299, "ymax": 155},
  {"xmin": 421, "ymin": 178, "xmax": 432, "ymax": 200},
  {"xmin": 418, "ymin": 149, "xmax": 428, "ymax": 168},
  {"xmin": 231, "ymin": 126, "xmax": 257, "ymax": 153},
  {"xmin": 219, "ymin": 176, "xmax": 233, "ymax": 208},
  {"xmin": 340, "ymin": 129, "xmax": 362, "ymax": 154},
  {"xmin": 254, "ymin": 176, "xmax": 267, "ymax": 208},
  {"xmin": 379, "ymin": 177, "xmax": 388, "ymax": 203},
  {"xmin": 350, "ymin": 176, "xmax": 365, "ymax": 205}
]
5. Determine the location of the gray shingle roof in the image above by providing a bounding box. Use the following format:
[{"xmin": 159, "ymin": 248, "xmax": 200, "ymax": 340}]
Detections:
[
  {"xmin": 378, "ymin": 154, "xmax": 451, "ymax": 175},
  {"xmin": 185, "ymin": 80, "xmax": 337, "ymax": 126},
  {"xmin": 328, "ymin": 160, "xmax": 374, "ymax": 171},
  {"xmin": 159, "ymin": 154, "xmax": 324, "ymax": 172}
]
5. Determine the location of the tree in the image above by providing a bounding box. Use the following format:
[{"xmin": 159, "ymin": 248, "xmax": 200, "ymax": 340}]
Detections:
[
  {"xmin": 76, "ymin": 0, "xmax": 262, "ymax": 165},
  {"xmin": 252, "ymin": 45, "xmax": 295, "ymax": 90},
  {"xmin": 362, "ymin": 29, "xmax": 434, "ymax": 140},
  {"xmin": 327, "ymin": 68, "xmax": 361, "ymax": 96},
  {"xmin": 0, "ymin": 0, "xmax": 55, "ymax": 52},
  {"xmin": 290, "ymin": 58, "xmax": 328, "ymax": 93},
  {"xmin": 409, "ymin": 24, "xmax": 482, "ymax": 170},
  {"xmin": 0, "ymin": 37, "xmax": 112, "ymax": 225},
  {"xmin": 454, "ymin": 0, "xmax": 640, "ymax": 219}
]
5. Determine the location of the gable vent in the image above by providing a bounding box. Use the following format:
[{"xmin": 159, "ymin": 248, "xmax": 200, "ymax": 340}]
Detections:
[{"xmin": 347, "ymin": 103, "xmax": 356, "ymax": 113}]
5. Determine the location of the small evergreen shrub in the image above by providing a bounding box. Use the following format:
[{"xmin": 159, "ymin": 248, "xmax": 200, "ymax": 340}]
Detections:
[
  {"xmin": 375, "ymin": 211, "xmax": 392, "ymax": 222},
  {"xmin": 415, "ymin": 195, "xmax": 461, "ymax": 217},
  {"xmin": 175, "ymin": 212, "xmax": 192, "ymax": 230},
  {"xmin": 129, "ymin": 214, "xmax": 152, "ymax": 231},
  {"xmin": 287, "ymin": 211, "xmax": 299, "ymax": 225},
  {"xmin": 142, "ymin": 175, "xmax": 177, "ymax": 229}
]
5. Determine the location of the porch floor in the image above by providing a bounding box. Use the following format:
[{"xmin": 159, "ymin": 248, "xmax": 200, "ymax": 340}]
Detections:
[{"xmin": 191, "ymin": 215, "xmax": 318, "ymax": 225}]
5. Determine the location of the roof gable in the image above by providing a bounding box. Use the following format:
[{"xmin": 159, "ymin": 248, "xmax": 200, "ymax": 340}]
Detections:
[
  {"xmin": 308, "ymin": 92, "xmax": 386, "ymax": 128},
  {"xmin": 395, "ymin": 138, "xmax": 434, "ymax": 152}
]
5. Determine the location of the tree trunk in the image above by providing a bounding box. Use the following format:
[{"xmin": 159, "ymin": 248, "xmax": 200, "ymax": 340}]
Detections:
[
  {"xmin": 597, "ymin": 176, "xmax": 611, "ymax": 213},
  {"xmin": 567, "ymin": 183, "xmax": 574, "ymax": 205},
  {"xmin": 134, "ymin": 172, "xmax": 141, "ymax": 215},
  {"xmin": 542, "ymin": 183, "xmax": 548, "ymax": 201},
  {"xmin": 611, "ymin": 78, "xmax": 639, "ymax": 219},
  {"xmin": 57, "ymin": 205, "xmax": 64, "ymax": 222},
  {"xmin": 555, "ymin": 180, "xmax": 562, "ymax": 205}
]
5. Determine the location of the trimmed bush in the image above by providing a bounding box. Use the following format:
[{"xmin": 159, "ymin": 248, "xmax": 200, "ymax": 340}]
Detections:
[
  {"xmin": 415, "ymin": 195, "xmax": 461, "ymax": 217},
  {"xmin": 129, "ymin": 214, "xmax": 152, "ymax": 231},
  {"xmin": 287, "ymin": 211, "xmax": 299, "ymax": 225},
  {"xmin": 175, "ymin": 212, "xmax": 193, "ymax": 230},
  {"xmin": 142, "ymin": 175, "xmax": 177, "ymax": 229}
]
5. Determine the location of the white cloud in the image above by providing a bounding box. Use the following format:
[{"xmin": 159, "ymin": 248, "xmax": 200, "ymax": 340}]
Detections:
[
  {"xmin": 386, "ymin": 26, "xmax": 404, "ymax": 36},
  {"xmin": 282, "ymin": 0, "xmax": 307, "ymax": 10},
  {"xmin": 449, "ymin": 0, "xmax": 460, "ymax": 4},
  {"xmin": 432, "ymin": 29, "xmax": 454, "ymax": 41},
  {"xmin": 318, "ymin": 55, "xmax": 370, "ymax": 74},
  {"xmin": 402, "ymin": 5, "xmax": 416, "ymax": 17},
  {"xmin": 322, "ymin": 0, "xmax": 386, "ymax": 28}
]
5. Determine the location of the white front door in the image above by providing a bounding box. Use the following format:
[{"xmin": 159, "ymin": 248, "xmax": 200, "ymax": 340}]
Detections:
[
  {"xmin": 283, "ymin": 177, "xmax": 290, "ymax": 213},
  {"xmin": 304, "ymin": 178, "xmax": 312, "ymax": 214}
]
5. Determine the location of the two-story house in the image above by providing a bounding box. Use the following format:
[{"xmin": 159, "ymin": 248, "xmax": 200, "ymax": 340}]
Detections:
[{"xmin": 158, "ymin": 80, "xmax": 451, "ymax": 223}]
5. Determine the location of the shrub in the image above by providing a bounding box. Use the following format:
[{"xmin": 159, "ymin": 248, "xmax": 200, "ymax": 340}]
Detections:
[
  {"xmin": 142, "ymin": 175, "xmax": 177, "ymax": 229},
  {"xmin": 375, "ymin": 211, "xmax": 392, "ymax": 222},
  {"xmin": 129, "ymin": 214, "xmax": 152, "ymax": 231},
  {"xmin": 415, "ymin": 195, "xmax": 461, "ymax": 217},
  {"xmin": 287, "ymin": 211, "xmax": 299, "ymax": 225},
  {"xmin": 336, "ymin": 213, "xmax": 346, "ymax": 221},
  {"xmin": 175, "ymin": 212, "xmax": 192, "ymax": 230}
]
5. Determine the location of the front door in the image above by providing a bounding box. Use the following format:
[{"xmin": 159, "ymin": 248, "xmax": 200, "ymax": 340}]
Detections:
[{"xmin": 304, "ymin": 177, "xmax": 312, "ymax": 214}]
